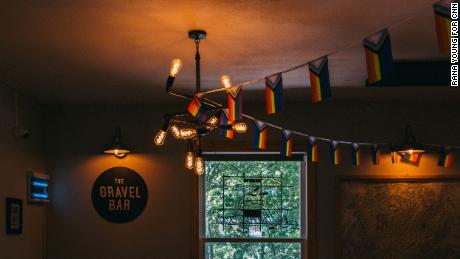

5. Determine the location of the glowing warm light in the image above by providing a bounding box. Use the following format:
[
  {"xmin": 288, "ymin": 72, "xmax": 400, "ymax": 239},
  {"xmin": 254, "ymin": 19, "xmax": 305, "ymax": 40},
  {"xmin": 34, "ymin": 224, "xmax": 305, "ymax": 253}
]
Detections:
[
  {"xmin": 154, "ymin": 130, "xmax": 167, "ymax": 146},
  {"xmin": 220, "ymin": 75, "xmax": 232, "ymax": 89},
  {"xmin": 169, "ymin": 59, "xmax": 183, "ymax": 77},
  {"xmin": 104, "ymin": 148, "xmax": 130, "ymax": 158},
  {"xmin": 206, "ymin": 116, "xmax": 219, "ymax": 127},
  {"xmin": 185, "ymin": 151, "xmax": 195, "ymax": 170},
  {"xmin": 194, "ymin": 156, "xmax": 205, "ymax": 175},
  {"xmin": 170, "ymin": 125, "xmax": 181, "ymax": 139},
  {"xmin": 397, "ymin": 148, "xmax": 425, "ymax": 155},
  {"xmin": 180, "ymin": 128, "xmax": 197, "ymax": 139},
  {"xmin": 232, "ymin": 122, "xmax": 248, "ymax": 133}
]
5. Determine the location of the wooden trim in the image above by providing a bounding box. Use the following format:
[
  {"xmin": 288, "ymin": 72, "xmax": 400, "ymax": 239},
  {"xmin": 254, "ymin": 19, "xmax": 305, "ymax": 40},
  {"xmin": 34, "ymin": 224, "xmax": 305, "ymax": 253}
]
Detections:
[
  {"xmin": 300, "ymin": 159, "xmax": 307, "ymax": 259},
  {"xmin": 191, "ymin": 175, "xmax": 199, "ymax": 259},
  {"xmin": 204, "ymin": 238, "xmax": 303, "ymax": 243},
  {"xmin": 203, "ymin": 152, "xmax": 305, "ymax": 161},
  {"xmin": 307, "ymin": 161, "xmax": 317, "ymax": 259},
  {"xmin": 338, "ymin": 174, "xmax": 460, "ymax": 181},
  {"xmin": 198, "ymin": 174, "xmax": 205, "ymax": 259},
  {"xmin": 334, "ymin": 174, "xmax": 460, "ymax": 258},
  {"xmin": 203, "ymin": 141, "xmax": 310, "ymax": 152}
]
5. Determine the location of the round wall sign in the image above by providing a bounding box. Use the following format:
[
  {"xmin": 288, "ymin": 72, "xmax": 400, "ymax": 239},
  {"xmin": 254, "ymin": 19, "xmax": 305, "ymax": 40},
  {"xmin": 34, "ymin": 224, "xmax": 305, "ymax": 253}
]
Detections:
[{"xmin": 91, "ymin": 167, "xmax": 148, "ymax": 223}]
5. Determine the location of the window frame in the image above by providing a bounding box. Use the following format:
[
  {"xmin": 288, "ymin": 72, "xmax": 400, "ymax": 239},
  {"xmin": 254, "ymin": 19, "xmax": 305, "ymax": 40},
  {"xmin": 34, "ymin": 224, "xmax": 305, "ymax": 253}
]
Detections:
[{"xmin": 199, "ymin": 152, "xmax": 308, "ymax": 259}]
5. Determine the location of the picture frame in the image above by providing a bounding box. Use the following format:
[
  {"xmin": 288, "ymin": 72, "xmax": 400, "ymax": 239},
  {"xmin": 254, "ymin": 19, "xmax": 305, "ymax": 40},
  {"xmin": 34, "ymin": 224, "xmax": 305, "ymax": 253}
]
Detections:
[
  {"xmin": 27, "ymin": 172, "xmax": 50, "ymax": 203},
  {"xmin": 336, "ymin": 175, "xmax": 460, "ymax": 259},
  {"xmin": 6, "ymin": 197, "xmax": 23, "ymax": 235}
]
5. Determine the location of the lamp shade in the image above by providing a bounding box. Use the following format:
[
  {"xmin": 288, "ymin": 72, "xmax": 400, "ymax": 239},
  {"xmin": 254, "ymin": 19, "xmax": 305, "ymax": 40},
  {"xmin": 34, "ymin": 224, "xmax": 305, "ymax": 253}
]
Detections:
[
  {"xmin": 104, "ymin": 128, "xmax": 130, "ymax": 159},
  {"xmin": 396, "ymin": 125, "xmax": 425, "ymax": 154}
]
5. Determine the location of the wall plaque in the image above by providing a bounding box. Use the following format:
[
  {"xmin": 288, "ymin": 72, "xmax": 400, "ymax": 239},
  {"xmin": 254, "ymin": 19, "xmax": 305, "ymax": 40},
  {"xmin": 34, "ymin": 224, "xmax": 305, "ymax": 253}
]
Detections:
[
  {"xmin": 6, "ymin": 198, "xmax": 23, "ymax": 234},
  {"xmin": 92, "ymin": 167, "xmax": 148, "ymax": 223}
]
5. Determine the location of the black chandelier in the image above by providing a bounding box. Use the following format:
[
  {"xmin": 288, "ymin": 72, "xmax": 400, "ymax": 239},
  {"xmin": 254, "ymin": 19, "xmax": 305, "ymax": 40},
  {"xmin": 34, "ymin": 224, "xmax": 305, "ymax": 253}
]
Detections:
[{"xmin": 153, "ymin": 30, "xmax": 247, "ymax": 175}]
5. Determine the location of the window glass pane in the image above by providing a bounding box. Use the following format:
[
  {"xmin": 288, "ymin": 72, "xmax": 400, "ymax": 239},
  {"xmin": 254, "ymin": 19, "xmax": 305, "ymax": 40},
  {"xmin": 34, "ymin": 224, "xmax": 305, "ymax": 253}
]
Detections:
[
  {"xmin": 205, "ymin": 160, "xmax": 301, "ymax": 238},
  {"xmin": 205, "ymin": 242, "xmax": 301, "ymax": 259}
]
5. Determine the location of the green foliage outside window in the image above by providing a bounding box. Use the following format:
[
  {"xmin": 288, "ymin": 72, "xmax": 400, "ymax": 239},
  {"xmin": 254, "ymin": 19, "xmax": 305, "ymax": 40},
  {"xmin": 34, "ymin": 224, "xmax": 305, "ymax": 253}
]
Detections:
[
  {"xmin": 204, "ymin": 160, "xmax": 302, "ymax": 258},
  {"xmin": 205, "ymin": 242, "xmax": 301, "ymax": 259}
]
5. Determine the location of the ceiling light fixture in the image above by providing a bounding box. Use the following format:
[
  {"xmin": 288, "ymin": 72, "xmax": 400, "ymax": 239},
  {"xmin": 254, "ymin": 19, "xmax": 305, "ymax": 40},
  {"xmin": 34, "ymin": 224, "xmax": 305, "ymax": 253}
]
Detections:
[
  {"xmin": 166, "ymin": 59, "xmax": 183, "ymax": 91},
  {"xmin": 185, "ymin": 141, "xmax": 195, "ymax": 170},
  {"xmin": 220, "ymin": 75, "xmax": 232, "ymax": 89},
  {"xmin": 170, "ymin": 124, "xmax": 182, "ymax": 139},
  {"xmin": 156, "ymin": 30, "xmax": 248, "ymax": 175}
]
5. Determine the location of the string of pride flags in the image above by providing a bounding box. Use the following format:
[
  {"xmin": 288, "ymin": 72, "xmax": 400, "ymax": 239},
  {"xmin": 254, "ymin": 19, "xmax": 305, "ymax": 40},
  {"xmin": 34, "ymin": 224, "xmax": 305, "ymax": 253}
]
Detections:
[
  {"xmin": 202, "ymin": 1, "xmax": 453, "ymax": 99},
  {"xmin": 185, "ymin": 0, "xmax": 458, "ymax": 168}
]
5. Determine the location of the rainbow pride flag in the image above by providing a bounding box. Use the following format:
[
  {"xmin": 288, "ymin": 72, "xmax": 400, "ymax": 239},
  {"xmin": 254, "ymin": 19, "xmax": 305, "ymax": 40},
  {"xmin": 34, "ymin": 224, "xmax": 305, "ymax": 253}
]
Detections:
[
  {"xmin": 371, "ymin": 144, "xmax": 380, "ymax": 165},
  {"xmin": 265, "ymin": 73, "xmax": 284, "ymax": 115},
  {"xmin": 438, "ymin": 148, "xmax": 454, "ymax": 167},
  {"xmin": 187, "ymin": 95, "xmax": 206, "ymax": 120},
  {"xmin": 253, "ymin": 120, "xmax": 268, "ymax": 149},
  {"xmin": 227, "ymin": 86, "xmax": 243, "ymax": 122},
  {"xmin": 391, "ymin": 150, "xmax": 399, "ymax": 164},
  {"xmin": 363, "ymin": 29, "xmax": 393, "ymax": 85},
  {"xmin": 433, "ymin": 0, "xmax": 453, "ymax": 53},
  {"xmin": 329, "ymin": 141, "xmax": 340, "ymax": 165},
  {"xmin": 401, "ymin": 153, "xmax": 421, "ymax": 164},
  {"xmin": 307, "ymin": 137, "xmax": 318, "ymax": 162},
  {"xmin": 280, "ymin": 130, "xmax": 293, "ymax": 157},
  {"xmin": 219, "ymin": 109, "xmax": 234, "ymax": 139},
  {"xmin": 308, "ymin": 56, "xmax": 332, "ymax": 103},
  {"xmin": 351, "ymin": 144, "xmax": 360, "ymax": 166}
]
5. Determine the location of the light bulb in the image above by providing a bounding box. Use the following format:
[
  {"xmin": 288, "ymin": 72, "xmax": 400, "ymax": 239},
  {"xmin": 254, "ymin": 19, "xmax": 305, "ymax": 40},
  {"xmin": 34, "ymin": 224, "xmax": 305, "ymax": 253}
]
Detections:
[
  {"xmin": 180, "ymin": 128, "xmax": 197, "ymax": 139},
  {"xmin": 220, "ymin": 75, "xmax": 232, "ymax": 89},
  {"xmin": 185, "ymin": 151, "xmax": 195, "ymax": 170},
  {"xmin": 170, "ymin": 125, "xmax": 181, "ymax": 139},
  {"xmin": 206, "ymin": 116, "xmax": 219, "ymax": 127},
  {"xmin": 232, "ymin": 122, "xmax": 248, "ymax": 133},
  {"xmin": 169, "ymin": 59, "xmax": 183, "ymax": 77},
  {"xmin": 154, "ymin": 130, "xmax": 167, "ymax": 146},
  {"xmin": 194, "ymin": 156, "xmax": 205, "ymax": 175}
]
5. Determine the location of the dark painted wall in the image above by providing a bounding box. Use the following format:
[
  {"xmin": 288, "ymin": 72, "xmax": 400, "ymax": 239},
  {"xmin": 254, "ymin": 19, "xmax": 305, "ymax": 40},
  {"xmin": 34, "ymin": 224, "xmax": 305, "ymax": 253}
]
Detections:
[
  {"xmin": 0, "ymin": 87, "xmax": 47, "ymax": 259},
  {"xmin": 43, "ymin": 103, "xmax": 193, "ymax": 259},
  {"xmin": 42, "ymin": 87, "xmax": 460, "ymax": 259}
]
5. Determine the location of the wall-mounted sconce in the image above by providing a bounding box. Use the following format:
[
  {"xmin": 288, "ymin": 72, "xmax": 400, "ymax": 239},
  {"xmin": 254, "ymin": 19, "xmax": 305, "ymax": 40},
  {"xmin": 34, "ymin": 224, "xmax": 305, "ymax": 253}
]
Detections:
[
  {"xmin": 104, "ymin": 127, "xmax": 130, "ymax": 159},
  {"xmin": 396, "ymin": 125, "xmax": 426, "ymax": 155}
]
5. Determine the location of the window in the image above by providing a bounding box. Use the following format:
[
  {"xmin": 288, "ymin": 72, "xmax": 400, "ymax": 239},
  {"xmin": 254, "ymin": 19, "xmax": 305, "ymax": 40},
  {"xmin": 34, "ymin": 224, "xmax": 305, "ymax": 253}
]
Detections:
[{"xmin": 200, "ymin": 153, "xmax": 306, "ymax": 259}]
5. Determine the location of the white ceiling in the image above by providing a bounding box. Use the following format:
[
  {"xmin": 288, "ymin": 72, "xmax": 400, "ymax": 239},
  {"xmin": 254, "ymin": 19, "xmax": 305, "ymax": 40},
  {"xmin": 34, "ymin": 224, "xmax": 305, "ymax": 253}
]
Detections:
[{"xmin": 0, "ymin": 0, "xmax": 444, "ymax": 103}]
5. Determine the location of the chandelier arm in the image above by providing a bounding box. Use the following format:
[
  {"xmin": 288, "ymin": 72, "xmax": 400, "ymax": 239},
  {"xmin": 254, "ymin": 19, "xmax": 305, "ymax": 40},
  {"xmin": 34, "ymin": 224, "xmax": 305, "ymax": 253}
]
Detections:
[
  {"xmin": 167, "ymin": 90, "xmax": 193, "ymax": 100},
  {"xmin": 165, "ymin": 111, "xmax": 191, "ymax": 118},
  {"xmin": 168, "ymin": 106, "xmax": 221, "ymax": 122},
  {"xmin": 201, "ymin": 97, "xmax": 224, "ymax": 108},
  {"xmin": 167, "ymin": 88, "xmax": 222, "ymax": 109},
  {"xmin": 172, "ymin": 118, "xmax": 216, "ymax": 129}
]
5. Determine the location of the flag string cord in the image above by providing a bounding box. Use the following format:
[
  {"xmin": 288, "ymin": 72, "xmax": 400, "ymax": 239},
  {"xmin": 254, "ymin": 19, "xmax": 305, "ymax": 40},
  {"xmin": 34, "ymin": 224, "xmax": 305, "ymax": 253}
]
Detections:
[{"xmin": 200, "ymin": 5, "xmax": 433, "ymax": 97}]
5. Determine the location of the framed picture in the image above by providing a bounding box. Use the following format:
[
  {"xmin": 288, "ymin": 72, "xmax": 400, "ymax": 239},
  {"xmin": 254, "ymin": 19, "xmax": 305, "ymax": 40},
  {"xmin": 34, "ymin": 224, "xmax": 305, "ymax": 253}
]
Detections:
[
  {"xmin": 28, "ymin": 172, "xmax": 50, "ymax": 203},
  {"xmin": 337, "ymin": 175, "xmax": 460, "ymax": 259},
  {"xmin": 6, "ymin": 198, "xmax": 23, "ymax": 235}
]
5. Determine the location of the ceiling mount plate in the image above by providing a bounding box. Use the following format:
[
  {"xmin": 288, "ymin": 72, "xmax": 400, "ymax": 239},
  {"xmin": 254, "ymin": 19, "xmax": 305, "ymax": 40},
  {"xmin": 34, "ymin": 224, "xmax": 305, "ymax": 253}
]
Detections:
[{"xmin": 188, "ymin": 30, "xmax": 207, "ymax": 40}]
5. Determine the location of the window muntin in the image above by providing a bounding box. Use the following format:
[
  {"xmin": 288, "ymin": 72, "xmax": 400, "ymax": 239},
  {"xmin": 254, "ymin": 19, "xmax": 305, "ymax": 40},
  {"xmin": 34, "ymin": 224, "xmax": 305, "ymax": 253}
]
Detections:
[{"xmin": 205, "ymin": 160, "xmax": 301, "ymax": 239}]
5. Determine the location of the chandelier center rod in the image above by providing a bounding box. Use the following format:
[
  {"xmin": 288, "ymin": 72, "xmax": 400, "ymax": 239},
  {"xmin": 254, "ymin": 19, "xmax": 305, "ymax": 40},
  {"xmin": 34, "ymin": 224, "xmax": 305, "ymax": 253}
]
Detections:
[
  {"xmin": 188, "ymin": 30, "xmax": 207, "ymax": 93},
  {"xmin": 195, "ymin": 39, "xmax": 201, "ymax": 93}
]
